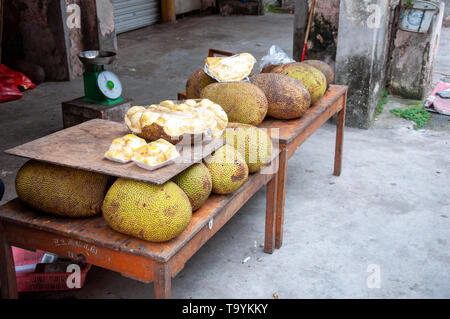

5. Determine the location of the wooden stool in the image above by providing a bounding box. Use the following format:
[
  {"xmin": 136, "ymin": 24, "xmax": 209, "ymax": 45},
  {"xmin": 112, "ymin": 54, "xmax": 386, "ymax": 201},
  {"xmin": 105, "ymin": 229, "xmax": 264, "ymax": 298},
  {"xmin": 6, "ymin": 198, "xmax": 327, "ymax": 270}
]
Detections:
[{"xmin": 61, "ymin": 97, "xmax": 133, "ymax": 128}]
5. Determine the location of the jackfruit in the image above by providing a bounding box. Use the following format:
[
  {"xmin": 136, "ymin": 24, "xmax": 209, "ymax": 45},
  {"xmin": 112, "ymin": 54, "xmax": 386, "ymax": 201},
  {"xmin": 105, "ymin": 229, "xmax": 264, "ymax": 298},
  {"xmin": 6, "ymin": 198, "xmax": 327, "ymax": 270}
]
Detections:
[
  {"xmin": 15, "ymin": 160, "xmax": 109, "ymax": 218},
  {"xmin": 224, "ymin": 123, "xmax": 273, "ymax": 173},
  {"xmin": 204, "ymin": 53, "xmax": 256, "ymax": 82},
  {"xmin": 102, "ymin": 178, "xmax": 192, "ymax": 242},
  {"xmin": 200, "ymin": 82, "xmax": 268, "ymax": 126},
  {"xmin": 124, "ymin": 99, "xmax": 228, "ymax": 144},
  {"xmin": 172, "ymin": 162, "xmax": 212, "ymax": 211},
  {"xmin": 203, "ymin": 144, "xmax": 249, "ymax": 195},
  {"xmin": 302, "ymin": 60, "xmax": 335, "ymax": 87},
  {"xmin": 186, "ymin": 69, "xmax": 217, "ymax": 99},
  {"xmin": 271, "ymin": 62, "xmax": 327, "ymax": 105},
  {"xmin": 250, "ymin": 73, "xmax": 311, "ymax": 120}
]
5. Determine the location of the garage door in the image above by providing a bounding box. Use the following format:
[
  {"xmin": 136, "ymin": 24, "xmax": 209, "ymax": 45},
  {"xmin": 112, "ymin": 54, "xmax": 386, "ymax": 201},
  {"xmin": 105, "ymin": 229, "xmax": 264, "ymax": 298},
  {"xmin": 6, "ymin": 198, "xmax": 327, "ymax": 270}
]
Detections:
[{"xmin": 113, "ymin": 0, "xmax": 160, "ymax": 34}]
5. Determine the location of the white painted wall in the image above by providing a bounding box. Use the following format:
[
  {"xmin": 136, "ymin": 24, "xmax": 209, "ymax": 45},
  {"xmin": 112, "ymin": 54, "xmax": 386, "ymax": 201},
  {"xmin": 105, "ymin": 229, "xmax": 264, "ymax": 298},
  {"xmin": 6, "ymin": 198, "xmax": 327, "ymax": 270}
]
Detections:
[
  {"xmin": 175, "ymin": 0, "xmax": 201, "ymax": 14},
  {"xmin": 175, "ymin": 0, "xmax": 215, "ymax": 15}
]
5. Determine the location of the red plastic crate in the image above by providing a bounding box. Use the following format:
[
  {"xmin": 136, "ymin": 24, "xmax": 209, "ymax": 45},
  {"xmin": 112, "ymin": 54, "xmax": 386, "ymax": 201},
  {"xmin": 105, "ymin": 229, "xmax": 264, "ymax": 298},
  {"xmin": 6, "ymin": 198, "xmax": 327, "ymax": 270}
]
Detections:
[
  {"xmin": 0, "ymin": 247, "xmax": 91, "ymax": 292},
  {"xmin": 16, "ymin": 264, "xmax": 91, "ymax": 292}
]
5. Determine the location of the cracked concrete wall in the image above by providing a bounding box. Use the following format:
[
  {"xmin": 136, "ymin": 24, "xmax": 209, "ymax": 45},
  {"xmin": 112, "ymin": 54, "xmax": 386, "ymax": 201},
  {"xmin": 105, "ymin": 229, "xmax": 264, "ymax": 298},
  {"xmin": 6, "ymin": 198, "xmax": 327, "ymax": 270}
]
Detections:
[
  {"xmin": 388, "ymin": 1, "xmax": 444, "ymax": 99},
  {"xmin": 95, "ymin": 0, "xmax": 117, "ymax": 53},
  {"xmin": 2, "ymin": 0, "xmax": 69, "ymax": 81},
  {"xmin": 293, "ymin": 0, "xmax": 340, "ymax": 63},
  {"xmin": 335, "ymin": 0, "xmax": 392, "ymax": 129},
  {"xmin": 444, "ymin": 0, "xmax": 450, "ymax": 27},
  {"xmin": 307, "ymin": 0, "xmax": 340, "ymax": 65},
  {"xmin": 2, "ymin": 0, "xmax": 118, "ymax": 81}
]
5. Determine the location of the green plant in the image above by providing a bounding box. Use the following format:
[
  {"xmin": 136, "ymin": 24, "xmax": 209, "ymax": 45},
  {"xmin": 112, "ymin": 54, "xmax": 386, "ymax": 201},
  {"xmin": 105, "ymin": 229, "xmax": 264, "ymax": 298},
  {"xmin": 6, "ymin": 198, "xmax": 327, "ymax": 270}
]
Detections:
[
  {"xmin": 390, "ymin": 104, "xmax": 431, "ymax": 130},
  {"xmin": 267, "ymin": 4, "xmax": 283, "ymax": 13},
  {"xmin": 404, "ymin": 0, "xmax": 414, "ymax": 8},
  {"xmin": 377, "ymin": 90, "xmax": 389, "ymax": 115}
]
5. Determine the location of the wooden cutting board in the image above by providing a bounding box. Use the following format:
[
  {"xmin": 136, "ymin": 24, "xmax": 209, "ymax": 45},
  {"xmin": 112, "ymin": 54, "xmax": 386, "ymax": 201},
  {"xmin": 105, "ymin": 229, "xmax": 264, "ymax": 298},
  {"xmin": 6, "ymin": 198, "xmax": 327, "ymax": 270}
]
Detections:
[{"xmin": 5, "ymin": 119, "xmax": 224, "ymax": 185}]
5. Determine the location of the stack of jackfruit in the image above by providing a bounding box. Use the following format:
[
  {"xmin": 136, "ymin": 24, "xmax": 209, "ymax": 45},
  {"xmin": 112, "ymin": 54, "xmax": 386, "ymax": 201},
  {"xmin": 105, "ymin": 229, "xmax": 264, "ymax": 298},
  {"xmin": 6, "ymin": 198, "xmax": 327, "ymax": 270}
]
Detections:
[{"xmin": 13, "ymin": 52, "xmax": 334, "ymax": 244}]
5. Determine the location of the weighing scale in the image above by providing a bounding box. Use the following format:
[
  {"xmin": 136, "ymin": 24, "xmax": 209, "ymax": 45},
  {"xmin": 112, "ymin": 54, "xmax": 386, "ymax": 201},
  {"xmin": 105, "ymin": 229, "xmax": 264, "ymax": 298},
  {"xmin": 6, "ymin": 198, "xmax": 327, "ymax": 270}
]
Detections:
[
  {"xmin": 61, "ymin": 51, "xmax": 133, "ymax": 129},
  {"xmin": 78, "ymin": 50, "xmax": 124, "ymax": 105}
]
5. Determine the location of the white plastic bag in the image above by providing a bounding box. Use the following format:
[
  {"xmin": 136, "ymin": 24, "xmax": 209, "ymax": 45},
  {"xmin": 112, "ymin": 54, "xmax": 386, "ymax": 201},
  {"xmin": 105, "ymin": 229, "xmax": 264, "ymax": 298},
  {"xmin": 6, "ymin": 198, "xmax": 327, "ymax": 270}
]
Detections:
[{"xmin": 260, "ymin": 45, "xmax": 295, "ymax": 72}]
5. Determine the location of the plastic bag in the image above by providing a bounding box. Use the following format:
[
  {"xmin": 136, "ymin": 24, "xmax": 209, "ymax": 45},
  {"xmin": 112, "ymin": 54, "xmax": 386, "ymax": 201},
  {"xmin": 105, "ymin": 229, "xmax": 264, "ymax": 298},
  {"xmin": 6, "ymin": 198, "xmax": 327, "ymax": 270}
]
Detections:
[
  {"xmin": 260, "ymin": 45, "xmax": 295, "ymax": 72},
  {"xmin": 0, "ymin": 64, "xmax": 36, "ymax": 103}
]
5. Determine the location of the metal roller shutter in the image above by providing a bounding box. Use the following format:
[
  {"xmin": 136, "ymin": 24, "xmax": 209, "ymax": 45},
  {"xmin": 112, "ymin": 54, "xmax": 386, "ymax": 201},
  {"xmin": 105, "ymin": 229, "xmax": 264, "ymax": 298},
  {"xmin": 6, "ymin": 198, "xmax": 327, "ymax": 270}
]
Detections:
[{"xmin": 113, "ymin": 0, "xmax": 160, "ymax": 34}]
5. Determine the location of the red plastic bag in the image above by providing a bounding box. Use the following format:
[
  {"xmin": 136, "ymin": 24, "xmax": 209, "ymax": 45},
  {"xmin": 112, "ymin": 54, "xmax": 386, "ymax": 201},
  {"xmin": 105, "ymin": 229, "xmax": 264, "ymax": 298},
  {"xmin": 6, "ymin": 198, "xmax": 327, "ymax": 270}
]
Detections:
[{"xmin": 0, "ymin": 64, "xmax": 36, "ymax": 103}]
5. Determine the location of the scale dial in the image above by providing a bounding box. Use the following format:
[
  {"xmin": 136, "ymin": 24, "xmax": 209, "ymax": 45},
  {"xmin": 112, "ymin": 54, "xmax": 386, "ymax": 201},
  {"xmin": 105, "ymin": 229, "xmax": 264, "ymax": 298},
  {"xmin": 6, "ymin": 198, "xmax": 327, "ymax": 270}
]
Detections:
[{"xmin": 97, "ymin": 71, "xmax": 122, "ymax": 99}]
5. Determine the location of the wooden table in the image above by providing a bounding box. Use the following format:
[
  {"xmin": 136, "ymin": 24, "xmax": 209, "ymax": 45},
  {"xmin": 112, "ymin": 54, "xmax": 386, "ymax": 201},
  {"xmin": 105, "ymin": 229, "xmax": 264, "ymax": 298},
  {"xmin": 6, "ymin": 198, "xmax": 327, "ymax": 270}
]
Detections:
[
  {"xmin": 259, "ymin": 84, "xmax": 348, "ymax": 250},
  {"xmin": 0, "ymin": 160, "xmax": 279, "ymax": 299},
  {"xmin": 178, "ymin": 84, "xmax": 347, "ymax": 251},
  {"xmin": 1, "ymin": 84, "xmax": 346, "ymax": 299}
]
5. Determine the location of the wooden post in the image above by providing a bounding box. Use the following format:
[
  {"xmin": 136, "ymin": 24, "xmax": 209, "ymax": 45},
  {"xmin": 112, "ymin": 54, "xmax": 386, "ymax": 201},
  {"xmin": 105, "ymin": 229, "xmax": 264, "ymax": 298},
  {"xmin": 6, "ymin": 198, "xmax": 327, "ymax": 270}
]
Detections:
[
  {"xmin": 275, "ymin": 149, "xmax": 288, "ymax": 249},
  {"xmin": 161, "ymin": 0, "xmax": 176, "ymax": 23},
  {"xmin": 264, "ymin": 175, "xmax": 278, "ymax": 254},
  {"xmin": 334, "ymin": 93, "xmax": 346, "ymax": 176},
  {"xmin": 153, "ymin": 262, "xmax": 171, "ymax": 299},
  {"xmin": 0, "ymin": 223, "xmax": 18, "ymax": 299}
]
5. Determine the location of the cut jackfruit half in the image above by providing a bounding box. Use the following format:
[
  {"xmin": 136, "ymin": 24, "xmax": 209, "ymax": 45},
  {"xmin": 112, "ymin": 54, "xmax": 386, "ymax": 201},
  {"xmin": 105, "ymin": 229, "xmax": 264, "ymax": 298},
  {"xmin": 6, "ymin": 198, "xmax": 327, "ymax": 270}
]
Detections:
[
  {"xmin": 124, "ymin": 99, "xmax": 228, "ymax": 142},
  {"xmin": 205, "ymin": 53, "xmax": 256, "ymax": 82}
]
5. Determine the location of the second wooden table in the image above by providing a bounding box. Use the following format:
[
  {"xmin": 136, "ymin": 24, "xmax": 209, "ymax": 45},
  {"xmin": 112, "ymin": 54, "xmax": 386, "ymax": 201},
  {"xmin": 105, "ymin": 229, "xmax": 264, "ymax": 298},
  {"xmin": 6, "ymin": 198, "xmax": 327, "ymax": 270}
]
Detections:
[{"xmin": 259, "ymin": 84, "xmax": 348, "ymax": 252}]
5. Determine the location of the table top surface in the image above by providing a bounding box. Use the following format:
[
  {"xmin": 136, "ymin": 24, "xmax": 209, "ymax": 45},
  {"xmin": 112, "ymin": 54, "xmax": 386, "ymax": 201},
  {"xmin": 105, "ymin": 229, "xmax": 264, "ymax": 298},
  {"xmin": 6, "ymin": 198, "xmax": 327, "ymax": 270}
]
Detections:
[
  {"xmin": 0, "ymin": 172, "xmax": 273, "ymax": 263},
  {"xmin": 259, "ymin": 85, "xmax": 347, "ymax": 143},
  {"xmin": 5, "ymin": 119, "xmax": 224, "ymax": 185}
]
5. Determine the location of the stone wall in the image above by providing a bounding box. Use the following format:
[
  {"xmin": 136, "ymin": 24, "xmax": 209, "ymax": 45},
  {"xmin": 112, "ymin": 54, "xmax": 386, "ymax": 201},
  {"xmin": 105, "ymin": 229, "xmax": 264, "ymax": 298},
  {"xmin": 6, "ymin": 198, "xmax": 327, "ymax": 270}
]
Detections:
[
  {"xmin": 444, "ymin": 0, "xmax": 450, "ymax": 26},
  {"xmin": 306, "ymin": 0, "xmax": 340, "ymax": 64},
  {"xmin": 388, "ymin": 1, "xmax": 444, "ymax": 99},
  {"xmin": 335, "ymin": 0, "xmax": 392, "ymax": 129},
  {"xmin": 2, "ymin": 0, "xmax": 118, "ymax": 82},
  {"xmin": 2, "ymin": 0, "xmax": 69, "ymax": 81}
]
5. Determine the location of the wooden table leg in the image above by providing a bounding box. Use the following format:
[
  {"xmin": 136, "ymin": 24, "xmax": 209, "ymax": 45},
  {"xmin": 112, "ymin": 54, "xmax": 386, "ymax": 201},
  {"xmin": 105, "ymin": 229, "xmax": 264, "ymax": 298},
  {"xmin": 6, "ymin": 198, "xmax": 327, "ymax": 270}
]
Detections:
[
  {"xmin": 0, "ymin": 223, "xmax": 18, "ymax": 299},
  {"xmin": 153, "ymin": 261, "xmax": 171, "ymax": 299},
  {"xmin": 275, "ymin": 149, "xmax": 288, "ymax": 249},
  {"xmin": 334, "ymin": 96, "xmax": 346, "ymax": 177},
  {"xmin": 264, "ymin": 174, "xmax": 277, "ymax": 254}
]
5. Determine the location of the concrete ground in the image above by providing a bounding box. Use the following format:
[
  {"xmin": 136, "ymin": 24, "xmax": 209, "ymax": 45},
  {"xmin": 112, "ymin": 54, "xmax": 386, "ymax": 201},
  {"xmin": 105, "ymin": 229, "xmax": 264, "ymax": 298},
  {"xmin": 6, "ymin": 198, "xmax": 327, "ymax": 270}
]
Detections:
[{"xmin": 1, "ymin": 13, "xmax": 449, "ymax": 299}]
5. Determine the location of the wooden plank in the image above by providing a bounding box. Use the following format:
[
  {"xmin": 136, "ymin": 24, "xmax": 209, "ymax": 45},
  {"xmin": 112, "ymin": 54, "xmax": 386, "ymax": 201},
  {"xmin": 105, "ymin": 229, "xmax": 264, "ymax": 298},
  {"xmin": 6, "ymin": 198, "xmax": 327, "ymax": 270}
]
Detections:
[
  {"xmin": 334, "ymin": 91, "xmax": 347, "ymax": 176},
  {"xmin": 153, "ymin": 262, "xmax": 171, "ymax": 299},
  {"xmin": 264, "ymin": 174, "xmax": 277, "ymax": 254},
  {"xmin": 260, "ymin": 85, "xmax": 347, "ymax": 143},
  {"xmin": 0, "ymin": 155, "xmax": 278, "ymax": 264},
  {"xmin": 62, "ymin": 97, "xmax": 133, "ymax": 129},
  {"xmin": 5, "ymin": 119, "xmax": 224, "ymax": 185},
  {"xmin": 275, "ymin": 149, "xmax": 288, "ymax": 249},
  {"xmin": 0, "ymin": 199, "xmax": 91, "ymax": 235},
  {"xmin": 0, "ymin": 172, "xmax": 274, "ymax": 283},
  {"xmin": 2, "ymin": 223, "xmax": 154, "ymax": 283}
]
